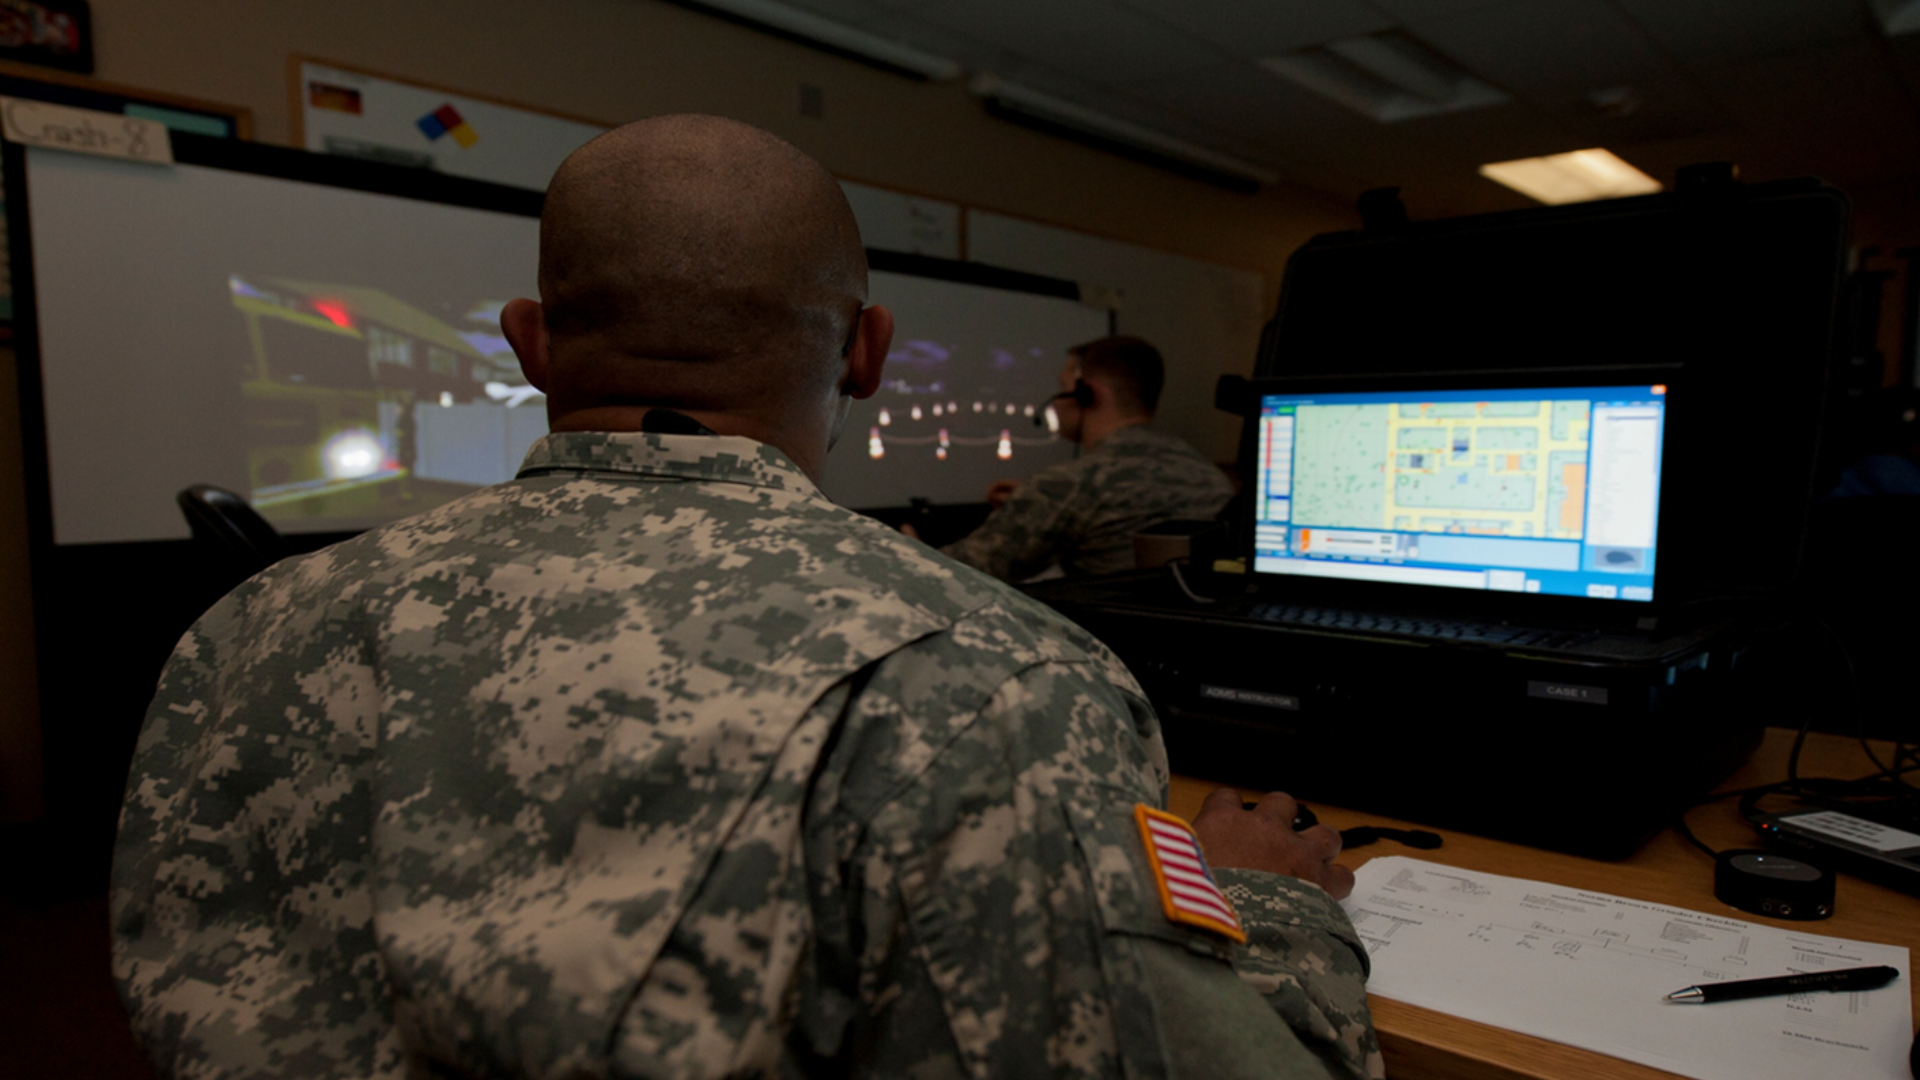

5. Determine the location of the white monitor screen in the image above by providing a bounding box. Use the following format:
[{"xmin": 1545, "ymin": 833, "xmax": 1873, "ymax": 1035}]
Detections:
[{"xmin": 1251, "ymin": 383, "xmax": 1668, "ymax": 602}]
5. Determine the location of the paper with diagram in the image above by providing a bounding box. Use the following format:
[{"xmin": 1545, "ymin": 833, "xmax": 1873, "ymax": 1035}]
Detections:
[{"xmin": 1343, "ymin": 856, "xmax": 1913, "ymax": 1080}]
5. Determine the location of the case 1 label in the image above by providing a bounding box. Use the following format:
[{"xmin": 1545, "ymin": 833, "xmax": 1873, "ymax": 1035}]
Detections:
[{"xmin": 1528, "ymin": 680, "xmax": 1608, "ymax": 705}]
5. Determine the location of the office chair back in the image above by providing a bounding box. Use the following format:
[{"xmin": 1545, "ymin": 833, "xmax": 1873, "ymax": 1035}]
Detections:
[{"xmin": 176, "ymin": 484, "xmax": 291, "ymax": 580}]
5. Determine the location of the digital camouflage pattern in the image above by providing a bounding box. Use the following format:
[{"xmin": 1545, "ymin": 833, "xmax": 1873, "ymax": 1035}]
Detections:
[
  {"xmin": 941, "ymin": 425, "xmax": 1235, "ymax": 582},
  {"xmin": 113, "ymin": 430, "xmax": 1379, "ymax": 1079}
]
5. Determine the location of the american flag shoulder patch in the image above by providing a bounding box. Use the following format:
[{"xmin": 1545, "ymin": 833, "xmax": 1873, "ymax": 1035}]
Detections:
[{"xmin": 1133, "ymin": 804, "xmax": 1247, "ymax": 943}]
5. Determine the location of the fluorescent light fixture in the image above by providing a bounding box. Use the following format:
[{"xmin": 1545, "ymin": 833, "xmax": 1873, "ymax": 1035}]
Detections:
[
  {"xmin": 668, "ymin": 0, "xmax": 961, "ymax": 81},
  {"xmin": 1479, "ymin": 148, "xmax": 1662, "ymax": 205},
  {"xmin": 968, "ymin": 74, "xmax": 1279, "ymax": 191},
  {"xmin": 1260, "ymin": 32, "xmax": 1506, "ymax": 123},
  {"xmin": 1870, "ymin": 0, "xmax": 1920, "ymax": 35}
]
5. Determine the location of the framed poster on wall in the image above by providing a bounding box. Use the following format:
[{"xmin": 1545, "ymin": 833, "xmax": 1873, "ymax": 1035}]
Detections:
[{"xmin": 294, "ymin": 58, "xmax": 609, "ymax": 192}]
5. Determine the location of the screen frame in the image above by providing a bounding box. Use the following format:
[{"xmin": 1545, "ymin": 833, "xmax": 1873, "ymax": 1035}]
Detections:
[
  {"xmin": 1232, "ymin": 364, "xmax": 1684, "ymax": 625},
  {"xmin": 4, "ymin": 131, "xmax": 550, "ymax": 560}
]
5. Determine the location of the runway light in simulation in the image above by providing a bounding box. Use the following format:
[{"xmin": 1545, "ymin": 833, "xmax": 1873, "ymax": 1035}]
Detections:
[
  {"xmin": 878, "ymin": 407, "xmax": 891, "ymax": 426},
  {"xmin": 1004, "ymin": 404, "xmax": 1016, "ymax": 416},
  {"xmin": 1023, "ymin": 404, "xmax": 1035, "ymax": 416},
  {"xmin": 948, "ymin": 400, "xmax": 957, "ymax": 413},
  {"xmin": 939, "ymin": 427, "xmax": 950, "ymax": 449},
  {"xmin": 911, "ymin": 405, "xmax": 923, "ymax": 421},
  {"xmin": 972, "ymin": 401, "xmax": 983, "ymax": 413},
  {"xmin": 868, "ymin": 427, "xmax": 884, "ymax": 459},
  {"xmin": 322, "ymin": 429, "xmax": 385, "ymax": 480},
  {"xmin": 1044, "ymin": 404, "xmax": 1062, "ymax": 434},
  {"xmin": 997, "ymin": 429, "xmax": 1013, "ymax": 460},
  {"xmin": 932, "ymin": 403, "xmax": 943, "ymax": 417},
  {"xmin": 936, "ymin": 446, "xmax": 947, "ymax": 460},
  {"xmin": 439, "ymin": 391, "xmax": 454, "ymax": 407}
]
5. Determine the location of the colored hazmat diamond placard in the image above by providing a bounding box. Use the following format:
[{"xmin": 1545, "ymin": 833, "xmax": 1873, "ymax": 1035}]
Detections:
[{"xmin": 416, "ymin": 103, "xmax": 478, "ymax": 148}]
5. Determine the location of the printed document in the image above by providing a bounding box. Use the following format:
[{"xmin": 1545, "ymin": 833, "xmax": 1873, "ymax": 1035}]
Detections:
[{"xmin": 1343, "ymin": 856, "xmax": 1913, "ymax": 1080}]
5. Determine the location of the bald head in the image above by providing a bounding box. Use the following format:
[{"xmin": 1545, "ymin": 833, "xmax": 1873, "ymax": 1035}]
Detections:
[{"xmin": 534, "ymin": 115, "xmax": 869, "ymax": 415}]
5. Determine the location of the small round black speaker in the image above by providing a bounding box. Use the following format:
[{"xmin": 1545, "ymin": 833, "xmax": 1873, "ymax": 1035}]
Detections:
[{"xmin": 1713, "ymin": 849, "xmax": 1835, "ymax": 921}]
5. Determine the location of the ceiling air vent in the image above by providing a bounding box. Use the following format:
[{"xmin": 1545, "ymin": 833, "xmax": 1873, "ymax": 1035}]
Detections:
[
  {"xmin": 1260, "ymin": 32, "xmax": 1506, "ymax": 123},
  {"xmin": 1871, "ymin": 0, "xmax": 1920, "ymax": 34}
]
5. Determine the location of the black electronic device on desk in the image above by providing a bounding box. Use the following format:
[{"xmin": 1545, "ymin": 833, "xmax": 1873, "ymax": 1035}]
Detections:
[
  {"xmin": 1026, "ymin": 364, "xmax": 1774, "ymax": 860},
  {"xmin": 1028, "ymin": 174, "xmax": 1848, "ymax": 860},
  {"xmin": 1757, "ymin": 799, "xmax": 1920, "ymax": 898}
]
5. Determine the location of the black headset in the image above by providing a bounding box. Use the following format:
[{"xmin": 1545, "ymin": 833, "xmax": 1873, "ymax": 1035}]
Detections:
[{"xmin": 1032, "ymin": 379, "xmax": 1094, "ymax": 427}]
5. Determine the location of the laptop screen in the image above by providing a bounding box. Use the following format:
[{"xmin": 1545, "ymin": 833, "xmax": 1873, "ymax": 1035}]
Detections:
[{"xmin": 1251, "ymin": 382, "xmax": 1667, "ymax": 602}]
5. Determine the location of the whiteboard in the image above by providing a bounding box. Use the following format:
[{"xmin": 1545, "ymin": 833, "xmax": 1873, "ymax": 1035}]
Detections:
[
  {"xmin": 298, "ymin": 61, "xmax": 607, "ymax": 192},
  {"xmin": 966, "ymin": 213, "xmax": 1267, "ymax": 465}
]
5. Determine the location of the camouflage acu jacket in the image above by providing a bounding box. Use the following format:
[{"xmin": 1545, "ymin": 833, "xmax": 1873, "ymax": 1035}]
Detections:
[
  {"xmin": 113, "ymin": 431, "xmax": 1380, "ymax": 1080},
  {"xmin": 941, "ymin": 425, "xmax": 1235, "ymax": 581}
]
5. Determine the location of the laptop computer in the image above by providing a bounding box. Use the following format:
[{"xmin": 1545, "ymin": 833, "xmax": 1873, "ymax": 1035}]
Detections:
[{"xmin": 1220, "ymin": 365, "xmax": 1701, "ymax": 662}]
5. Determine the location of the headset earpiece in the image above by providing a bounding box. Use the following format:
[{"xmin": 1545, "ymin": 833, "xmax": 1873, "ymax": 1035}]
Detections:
[{"xmin": 1032, "ymin": 379, "xmax": 1096, "ymax": 428}]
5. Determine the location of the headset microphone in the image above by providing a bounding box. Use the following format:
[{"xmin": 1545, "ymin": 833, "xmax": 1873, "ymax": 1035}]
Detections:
[{"xmin": 1032, "ymin": 380, "xmax": 1095, "ymax": 430}]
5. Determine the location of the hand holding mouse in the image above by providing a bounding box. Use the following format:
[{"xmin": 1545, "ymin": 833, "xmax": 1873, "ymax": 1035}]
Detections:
[{"xmin": 1190, "ymin": 787, "xmax": 1354, "ymax": 900}]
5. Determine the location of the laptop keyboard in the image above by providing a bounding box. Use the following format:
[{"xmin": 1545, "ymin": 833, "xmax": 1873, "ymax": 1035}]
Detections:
[{"xmin": 1247, "ymin": 603, "xmax": 1597, "ymax": 651}]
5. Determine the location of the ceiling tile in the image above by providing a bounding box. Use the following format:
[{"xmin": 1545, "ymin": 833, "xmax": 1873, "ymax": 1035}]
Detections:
[
  {"xmin": 1368, "ymin": 0, "xmax": 1518, "ymax": 18},
  {"xmin": 1555, "ymin": 89, "xmax": 1731, "ymax": 150},
  {"xmin": 1396, "ymin": 102, "xmax": 1577, "ymax": 164},
  {"xmin": 1691, "ymin": 39, "xmax": 1920, "ymax": 183},
  {"xmin": 1136, "ymin": 62, "xmax": 1419, "ymax": 159},
  {"xmin": 897, "ymin": 0, "xmax": 1226, "ymax": 87},
  {"xmin": 1609, "ymin": 0, "xmax": 1871, "ymax": 66},
  {"xmin": 977, "ymin": 62, "xmax": 1286, "ymax": 166},
  {"xmin": 851, "ymin": 10, "xmax": 1009, "ymax": 69},
  {"xmin": 1403, "ymin": 0, "xmax": 1680, "ymax": 108},
  {"xmin": 1113, "ymin": 0, "xmax": 1396, "ymax": 56}
]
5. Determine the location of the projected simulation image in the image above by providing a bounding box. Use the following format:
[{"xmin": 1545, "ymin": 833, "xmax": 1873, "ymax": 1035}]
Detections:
[
  {"xmin": 864, "ymin": 338, "xmax": 1058, "ymax": 461},
  {"xmin": 818, "ymin": 269, "xmax": 1109, "ymax": 508},
  {"xmin": 226, "ymin": 275, "xmax": 545, "ymax": 528}
]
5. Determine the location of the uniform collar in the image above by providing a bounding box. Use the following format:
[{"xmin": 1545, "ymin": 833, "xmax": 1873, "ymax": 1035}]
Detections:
[
  {"xmin": 516, "ymin": 430, "xmax": 822, "ymax": 497},
  {"xmin": 1084, "ymin": 422, "xmax": 1159, "ymax": 456}
]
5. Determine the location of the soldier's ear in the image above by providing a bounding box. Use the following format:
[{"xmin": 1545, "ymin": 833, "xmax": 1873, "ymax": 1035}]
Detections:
[
  {"xmin": 501, "ymin": 299, "xmax": 550, "ymax": 392},
  {"xmin": 841, "ymin": 303, "xmax": 893, "ymax": 400}
]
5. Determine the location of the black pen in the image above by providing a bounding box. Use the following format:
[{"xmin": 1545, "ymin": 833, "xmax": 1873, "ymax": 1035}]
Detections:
[{"xmin": 1664, "ymin": 964, "xmax": 1901, "ymax": 1003}]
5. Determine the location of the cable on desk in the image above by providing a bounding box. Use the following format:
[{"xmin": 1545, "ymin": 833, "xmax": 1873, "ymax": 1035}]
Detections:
[
  {"xmin": 1167, "ymin": 558, "xmax": 1217, "ymax": 605},
  {"xmin": 1810, "ymin": 616, "xmax": 1915, "ymax": 794},
  {"xmin": 1672, "ymin": 810, "xmax": 1720, "ymax": 859}
]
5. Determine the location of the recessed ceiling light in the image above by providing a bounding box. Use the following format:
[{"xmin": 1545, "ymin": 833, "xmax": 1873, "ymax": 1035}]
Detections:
[
  {"xmin": 1478, "ymin": 149, "xmax": 1661, "ymax": 205},
  {"xmin": 1260, "ymin": 32, "xmax": 1507, "ymax": 123}
]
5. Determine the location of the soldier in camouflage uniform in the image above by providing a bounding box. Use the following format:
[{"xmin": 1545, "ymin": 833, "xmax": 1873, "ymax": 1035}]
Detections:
[
  {"xmin": 113, "ymin": 115, "xmax": 1381, "ymax": 1079},
  {"xmin": 934, "ymin": 336, "xmax": 1233, "ymax": 581}
]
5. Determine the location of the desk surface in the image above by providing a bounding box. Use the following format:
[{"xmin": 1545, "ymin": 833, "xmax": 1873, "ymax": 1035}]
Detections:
[{"xmin": 1168, "ymin": 727, "xmax": 1918, "ymax": 1080}]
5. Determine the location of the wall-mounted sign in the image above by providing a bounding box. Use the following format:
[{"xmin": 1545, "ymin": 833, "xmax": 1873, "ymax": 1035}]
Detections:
[{"xmin": 0, "ymin": 0, "xmax": 91, "ymax": 75}]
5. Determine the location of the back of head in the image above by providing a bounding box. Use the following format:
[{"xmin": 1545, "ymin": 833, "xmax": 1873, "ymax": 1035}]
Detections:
[
  {"xmin": 1072, "ymin": 336, "xmax": 1165, "ymax": 418},
  {"xmin": 538, "ymin": 115, "xmax": 867, "ymax": 416}
]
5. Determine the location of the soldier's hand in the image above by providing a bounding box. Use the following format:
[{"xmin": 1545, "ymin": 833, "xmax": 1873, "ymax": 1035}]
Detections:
[
  {"xmin": 1191, "ymin": 787, "xmax": 1354, "ymax": 900},
  {"xmin": 898, "ymin": 522, "xmax": 922, "ymax": 540},
  {"xmin": 985, "ymin": 479, "xmax": 1020, "ymax": 509}
]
